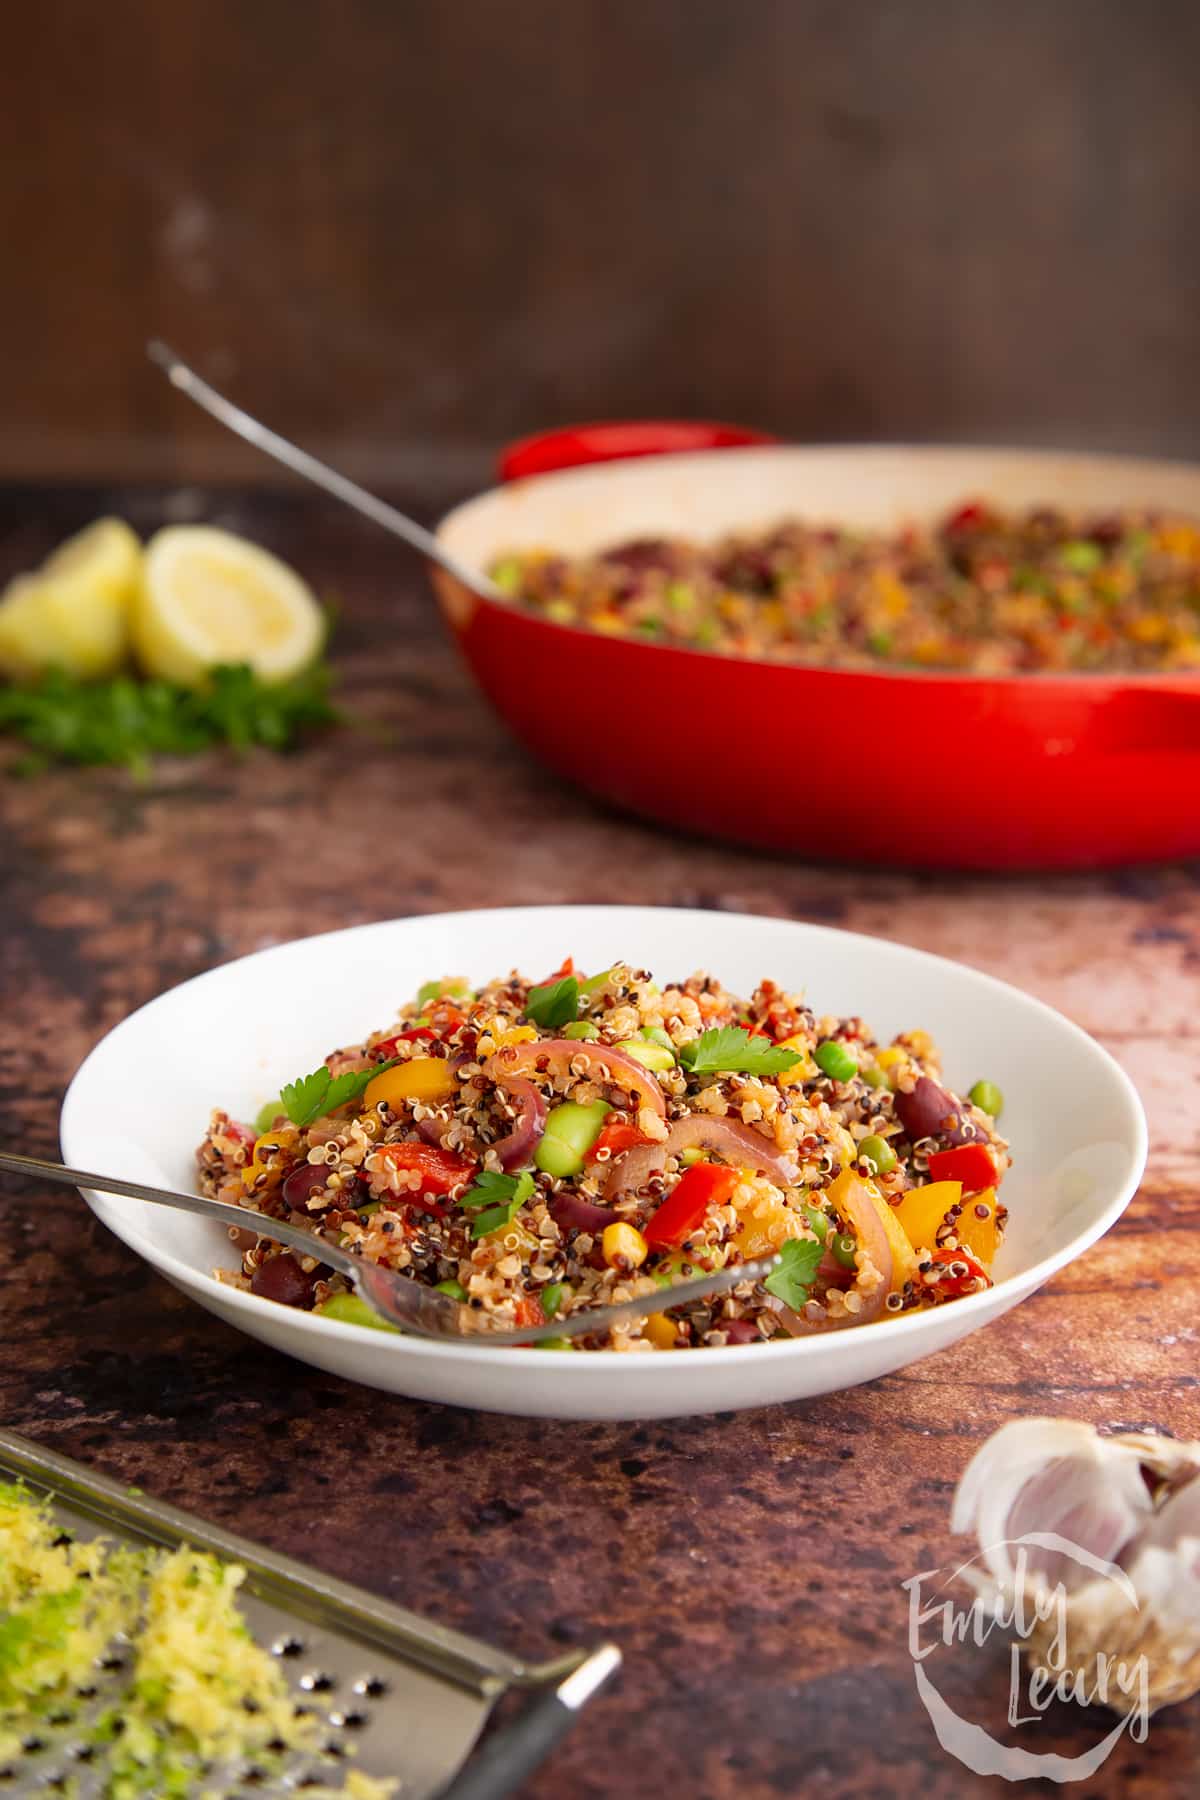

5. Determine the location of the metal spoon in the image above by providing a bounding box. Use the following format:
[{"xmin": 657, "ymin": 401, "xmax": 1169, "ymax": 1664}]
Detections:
[
  {"xmin": 146, "ymin": 340, "xmax": 499, "ymax": 600},
  {"xmin": 0, "ymin": 1150, "xmax": 778, "ymax": 1347}
]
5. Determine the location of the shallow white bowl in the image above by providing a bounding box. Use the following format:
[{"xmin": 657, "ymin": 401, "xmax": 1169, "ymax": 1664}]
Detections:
[{"xmin": 61, "ymin": 907, "xmax": 1146, "ymax": 1420}]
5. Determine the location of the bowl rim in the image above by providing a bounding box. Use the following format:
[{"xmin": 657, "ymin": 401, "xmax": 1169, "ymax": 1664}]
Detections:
[
  {"xmin": 435, "ymin": 441, "xmax": 1200, "ymax": 691},
  {"xmin": 59, "ymin": 905, "xmax": 1149, "ymax": 1371}
]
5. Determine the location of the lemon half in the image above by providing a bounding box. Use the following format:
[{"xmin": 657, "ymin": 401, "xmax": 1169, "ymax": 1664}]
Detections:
[
  {"xmin": 0, "ymin": 518, "xmax": 141, "ymax": 680},
  {"xmin": 134, "ymin": 526, "xmax": 324, "ymax": 688}
]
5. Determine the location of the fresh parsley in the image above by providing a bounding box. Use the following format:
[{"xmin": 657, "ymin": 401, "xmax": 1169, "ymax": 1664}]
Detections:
[
  {"xmin": 0, "ymin": 660, "xmax": 337, "ymax": 775},
  {"xmin": 525, "ymin": 975, "xmax": 579, "ymax": 1030},
  {"xmin": 677, "ymin": 1026, "xmax": 803, "ymax": 1078},
  {"xmin": 460, "ymin": 1168, "xmax": 535, "ymax": 1239},
  {"xmin": 762, "ymin": 1236, "xmax": 825, "ymax": 1310},
  {"xmin": 280, "ymin": 1058, "xmax": 397, "ymax": 1129}
]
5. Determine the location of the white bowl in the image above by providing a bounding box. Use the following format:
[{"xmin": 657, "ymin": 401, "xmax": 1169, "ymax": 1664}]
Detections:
[{"xmin": 60, "ymin": 906, "xmax": 1146, "ymax": 1420}]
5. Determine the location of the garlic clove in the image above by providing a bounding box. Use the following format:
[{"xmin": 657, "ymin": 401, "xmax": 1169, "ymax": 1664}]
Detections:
[{"xmin": 952, "ymin": 1419, "xmax": 1156, "ymax": 1595}]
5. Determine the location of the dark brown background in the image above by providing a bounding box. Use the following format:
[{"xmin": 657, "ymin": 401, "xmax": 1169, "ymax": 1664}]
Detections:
[{"xmin": 3, "ymin": 0, "xmax": 1199, "ymax": 487}]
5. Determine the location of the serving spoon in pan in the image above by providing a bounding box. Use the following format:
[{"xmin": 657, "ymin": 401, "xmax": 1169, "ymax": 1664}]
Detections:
[
  {"xmin": 147, "ymin": 340, "xmax": 503, "ymax": 601},
  {"xmin": 0, "ymin": 1150, "xmax": 779, "ymax": 1346}
]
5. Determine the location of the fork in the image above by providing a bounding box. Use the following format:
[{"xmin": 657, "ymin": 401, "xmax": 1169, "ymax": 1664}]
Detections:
[{"xmin": 0, "ymin": 1151, "xmax": 779, "ymax": 1346}]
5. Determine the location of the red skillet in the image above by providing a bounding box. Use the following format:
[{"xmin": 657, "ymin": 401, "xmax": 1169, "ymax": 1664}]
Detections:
[
  {"xmin": 151, "ymin": 351, "xmax": 1200, "ymax": 872},
  {"xmin": 435, "ymin": 432, "xmax": 1200, "ymax": 871}
]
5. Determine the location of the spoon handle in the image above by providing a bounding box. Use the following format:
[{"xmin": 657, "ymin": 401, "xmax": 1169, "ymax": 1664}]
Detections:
[
  {"xmin": 0, "ymin": 1148, "xmax": 360, "ymax": 1285},
  {"xmin": 146, "ymin": 341, "xmax": 493, "ymax": 597}
]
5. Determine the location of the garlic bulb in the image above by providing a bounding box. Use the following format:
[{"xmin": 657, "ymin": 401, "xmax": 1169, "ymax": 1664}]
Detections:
[{"xmin": 952, "ymin": 1418, "xmax": 1200, "ymax": 1714}]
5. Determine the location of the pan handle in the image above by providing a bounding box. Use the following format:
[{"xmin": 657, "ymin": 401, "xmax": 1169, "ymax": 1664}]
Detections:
[
  {"xmin": 497, "ymin": 418, "xmax": 778, "ymax": 482},
  {"xmin": 1096, "ymin": 683, "xmax": 1200, "ymax": 754}
]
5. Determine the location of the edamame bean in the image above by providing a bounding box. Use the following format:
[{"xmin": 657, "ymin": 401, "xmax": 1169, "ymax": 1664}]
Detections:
[{"xmin": 534, "ymin": 1101, "xmax": 612, "ymax": 1177}]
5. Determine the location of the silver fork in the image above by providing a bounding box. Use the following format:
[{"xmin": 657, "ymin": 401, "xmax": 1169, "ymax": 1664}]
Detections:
[{"xmin": 0, "ymin": 1151, "xmax": 779, "ymax": 1346}]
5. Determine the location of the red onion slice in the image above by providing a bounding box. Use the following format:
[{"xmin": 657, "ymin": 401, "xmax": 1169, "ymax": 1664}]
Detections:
[
  {"xmin": 484, "ymin": 1039, "xmax": 667, "ymax": 1118},
  {"xmin": 549, "ymin": 1190, "xmax": 618, "ymax": 1236},
  {"xmin": 488, "ymin": 1075, "xmax": 548, "ymax": 1171},
  {"xmin": 604, "ymin": 1114, "xmax": 799, "ymax": 1201}
]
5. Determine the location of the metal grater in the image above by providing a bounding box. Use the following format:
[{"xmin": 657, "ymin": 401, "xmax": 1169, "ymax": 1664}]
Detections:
[{"xmin": 0, "ymin": 1431, "xmax": 601, "ymax": 1798}]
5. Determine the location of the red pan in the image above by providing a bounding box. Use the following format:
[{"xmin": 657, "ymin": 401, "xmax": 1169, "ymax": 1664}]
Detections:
[{"xmin": 434, "ymin": 434, "xmax": 1200, "ymax": 871}]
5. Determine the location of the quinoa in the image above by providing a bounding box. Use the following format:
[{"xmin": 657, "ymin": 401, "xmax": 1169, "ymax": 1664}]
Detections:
[
  {"xmin": 488, "ymin": 504, "xmax": 1200, "ymax": 673},
  {"xmin": 201, "ymin": 960, "xmax": 1011, "ymax": 1349}
]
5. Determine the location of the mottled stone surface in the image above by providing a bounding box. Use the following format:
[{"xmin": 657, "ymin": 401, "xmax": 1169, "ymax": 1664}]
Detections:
[{"xmin": 1, "ymin": 488, "xmax": 1198, "ymax": 1796}]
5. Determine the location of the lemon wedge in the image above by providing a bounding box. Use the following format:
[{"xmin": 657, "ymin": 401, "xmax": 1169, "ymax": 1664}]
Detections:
[
  {"xmin": 134, "ymin": 526, "xmax": 324, "ymax": 688},
  {"xmin": 0, "ymin": 518, "xmax": 141, "ymax": 680}
]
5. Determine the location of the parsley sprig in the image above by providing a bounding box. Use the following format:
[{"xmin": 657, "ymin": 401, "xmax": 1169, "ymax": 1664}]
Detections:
[
  {"xmin": 762, "ymin": 1236, "xmax": 825, "ymax": 1309},
  {"xmin": 280, "ymin": 1058, "xmax": 397, "ymax": 1129},
  {"xmin": 524, "ymin": 976, "xmax": 579, "ymax": 1030},
  {"xmin": 678, "ymin": 1027, "xmax": 803, "ymax": 1078},
  {"xmin": 459, "ymin": 1169, "xmax": 535, "ymax": 1239},
  {"xmin": 0, "ymin": 660, "xmax": 337, "ymax": 775}
]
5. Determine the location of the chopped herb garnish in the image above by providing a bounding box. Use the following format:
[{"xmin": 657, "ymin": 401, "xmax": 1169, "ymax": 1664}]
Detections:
[
  {"xmin": 678, "ymin": 1027, "xmax": 803, "ymax": 1077},
  {"xmin": 0, "ymin": 660, "xmax": 337, "ymax": 775},
  {"xmin": 279, "ymin": 1059, "xmax": 396, "ymax": 1129},
  {"xmin": 525, "ymin": 975, "xmax": 579, "ymax": 1030},
  {"xmin": 762, "ymin": 1236, "xmax": 825, "ymax": 1310},
  {"xmin": 460, "ymin": 1169, "xmax": 535, "ymax": 1238}
]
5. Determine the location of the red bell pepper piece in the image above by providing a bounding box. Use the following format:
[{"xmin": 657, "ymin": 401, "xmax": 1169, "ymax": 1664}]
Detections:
[
  {"xmin": 588, "ymin": 1120, "xmax": 655, "ymax": 1162},
  {"xmin": 514, "ymin": 1293, "xmax": 547, "ymax": 1328},
  {"xmin": 374, "ymin": 1027, "xmax": 438, "ymax": 1058},
  {"xmin": 931, "ymin": 1245, "xmax": 991, "ymax": 1295},
  {"xmin": 644, "ymin": 1163, "xmax": 739, "ymax": 1249},
  {"xmin": 927, "ymin": 1143, "xmax": 997, "ymax": 1194},
  {"xmin": 376, "ymin": 1142, "xmax": 475, "ymax": 1200}
]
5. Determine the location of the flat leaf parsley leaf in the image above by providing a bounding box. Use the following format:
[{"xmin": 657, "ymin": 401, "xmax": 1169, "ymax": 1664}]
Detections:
[
  {"xmin": 763, "ymin": 1236, "xmax": 825, "ymax": 1310},
  {"xmin": 678, "ymin": 1026, "xmax": 803, "ymax": 1078},
  {"xmin": 280, "ymin": 1058, "xmax": 397, "ymax": 1129},
  {"xmin": 460, "ymin": 1169, "xmax": 535, "ymax": 1239},
  {"xmin": 524, "ymin": 976, "xmax": 579, "ymax": 1030}
]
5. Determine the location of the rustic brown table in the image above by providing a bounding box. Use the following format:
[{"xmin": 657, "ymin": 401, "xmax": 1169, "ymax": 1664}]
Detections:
[{"xmin": 2, "ymin": 487, "xmax": 1198, "ymax": 1797}]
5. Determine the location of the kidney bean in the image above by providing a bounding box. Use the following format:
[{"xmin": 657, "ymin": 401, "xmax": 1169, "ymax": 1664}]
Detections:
[
  {"xmin": 894, "ymin": 1076, "xmax": 961, "ymax": 1143},
  {"xmin": 250, "ymin": 1253, "xmax": 317, "ymax": 1308},
  {"xmin": 282, "ymin": 1162, "xmax": 334, "ymax": 1213},
  {"xmin": 721, "ymin": 1318, "xmax": 761, "ymax": 1345}
]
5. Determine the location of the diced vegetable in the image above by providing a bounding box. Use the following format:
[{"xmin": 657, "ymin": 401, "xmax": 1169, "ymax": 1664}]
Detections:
[
  {"xmin": 930, "ymin": 1246, "xmax": 991, "ymax": 1294},
  {"xmin": 416, "ymin": 977, "xmax": 471, "ymax": 1007},
  {"xmin": 642, "ymin": 1312, "xmax": 680, "ymax": 1350},
  {"xmin": 563, "ymin": 1020, "xmax": 600, "ymax": 1040},
  {"xmin": 601, "ymin": 1222, "xmax": 649, "ymax": 1268},
  {"xmin": 895, "ymin": 1179, "xmax": 963, "ymax": 1251},
  {"xmin": 955, "ymin": 1188, "xmax": 1000, "ymax": 1264},
  {"xmin": 534, "ymin": 1100, "xmax": 612, "ymax": 1177},
  {"xmin": 315, "ymin": 1292, "xmax": 399, "ymax": 1333},
  {"xmin": 927, "ymin": 1143, "xmax": 997, "ymax": 1194},
  {"xmin": 968, "ymin": 1079, "xmax": 1004, "ymax": 1119},
  {"xmin": 540, "ymin": 1281, "xmax": 568, "ymax": 1319},
  {"xmin": 376, "ymin": 1142, "xmax": 475, "ymax": 1196},
  {"xmin": 364, "ymin": 1057, "xmax": 457, "ymax": 1109},
  {"xmin": 253, "ymin": 1099, "xmax": 282, "ymax": 1134},
  {"xmin": 826, "ymin": 1167, "xmax": 917, "ymax": 1291},
  {"xmin": 856, "ymin": 1133, "xmax": 897, "ymax": 1176},
  {"xmin": 434, "ymin": 1278, "xmax": 467, "ymax": 1301},
  {"xmin": 814, "ymin": 1040, "xmax": 857, "ymax": 1082},
  {"xmin": 588, "ymin": 1120, "xmax": 654, "ymax": 1162},
  {"xmin": 644, "ymin": 1163, "xmax": 738, "ymax": 1249},
  {"xmin": 615, "ymin": 1037, "xmax": 676, "ymax": 1072}
]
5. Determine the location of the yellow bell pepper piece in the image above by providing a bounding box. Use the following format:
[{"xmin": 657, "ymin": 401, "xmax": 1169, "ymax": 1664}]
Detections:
[
  {"xmin": 364, "ymin": 1057, "xmax": 457, "ymax": 1109},
  {"xmin": 895, "ymin": 1180, "xmax": 963, "ymax": 1252},
  {"xmin": 955, "ymin": 1186, "xmax": 999, "ymax": 1266},
  {"xmin": 642, "ymin": 1312, "xmax": 679, "ymax": 1350},
  {"xmin": 776, "ymin": 1033, "xmax": 817, "ymax": 1087},
  {"xmin": 242, "ymin": 1126, "xmax": 301, "ymax": 1189},
  {"xmin": 825, "ymin": 1168, "xmax": 918, "ymax": 1291}
]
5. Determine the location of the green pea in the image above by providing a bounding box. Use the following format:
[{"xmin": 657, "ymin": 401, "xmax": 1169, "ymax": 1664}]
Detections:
[
  {"xmin": 434, "ymin": 1278, "xmax": 467, "ymax": 1301},
  {"xmin": 1060, "ymin": 540, "xmax": 1103, "ymax": 573},
  {"xmin": 968, "ymin": 1079, "xmax": 1004, "ymax": 1119},
  {"xmin": 616, "ymin": 1037, "xmax": 676, "ymax": 1071},
  {"xmin": 541, "ymin": 1282, "xmax": 568, "ymax": 1319},
  {"xmin": 814, "ymin": 1040, "xmax": 857, "ymax": 1083},
  {"xmin": 491, "ymin": 557, "xmax": 523, "ymax": 595},
  {"xmin": 534, "ymin": 1337, "xmax": 575, "ymax": 1351},
  {"xmin": 831, "ymin": 1233, "xmax": 858, "ymax": 1270},
  {"xmin": 316, "ymin": 1293, "xmax": 400, "ymax": 1333},
  {"xmin": 534, "ymin": 1100, "xmax": 612, "ymax": 1177},
  {"xmin": 254, "ymin": 1099, "xmax": 282, "ymax": 1134},
  {"xmin": 803, "ymin": 1205, "xmax": 833, "ymax": 1242},
  {"xmin": 563, "ymin": 1020, "xmax": 600, "ymax": 1040},
  {"xmin": 857, "ymin": 1133, "xmax": 897, "ymax": 1176},
  {"xmin": 861, "ymin": 1064, "xmax": 888, "ymax": 1089}
]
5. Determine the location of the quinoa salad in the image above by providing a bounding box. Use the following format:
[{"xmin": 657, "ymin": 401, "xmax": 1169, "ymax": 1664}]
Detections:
[
  {"xmin": 198, "ymin": 960, "xmax": 1011, "ymax": 1350},
  {"xmin": 489, "ymin": 502, "xmax": 1200, "ymax": 673}
]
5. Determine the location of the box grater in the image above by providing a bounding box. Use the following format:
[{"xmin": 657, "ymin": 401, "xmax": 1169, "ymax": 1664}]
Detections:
[{"xmin": 0, "ymin": 1430, "xmax": 614, "ymax": 1798}]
